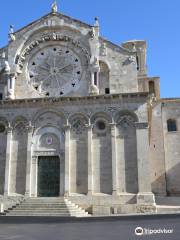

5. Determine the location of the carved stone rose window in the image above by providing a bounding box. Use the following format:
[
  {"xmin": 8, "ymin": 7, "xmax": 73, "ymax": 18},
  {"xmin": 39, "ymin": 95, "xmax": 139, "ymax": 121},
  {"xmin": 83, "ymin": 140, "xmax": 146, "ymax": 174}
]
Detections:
[{"xmin": 28, "ymin": 45, "xmax": 82, "ymax": 97}]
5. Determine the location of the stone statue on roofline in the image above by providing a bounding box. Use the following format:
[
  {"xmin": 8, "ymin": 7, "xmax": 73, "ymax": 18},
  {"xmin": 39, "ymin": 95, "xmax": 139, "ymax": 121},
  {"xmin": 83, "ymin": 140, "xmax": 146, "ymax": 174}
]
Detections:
[{"xmin": 51, "ymin": 1, "xmax": 58, "ymax": 13}]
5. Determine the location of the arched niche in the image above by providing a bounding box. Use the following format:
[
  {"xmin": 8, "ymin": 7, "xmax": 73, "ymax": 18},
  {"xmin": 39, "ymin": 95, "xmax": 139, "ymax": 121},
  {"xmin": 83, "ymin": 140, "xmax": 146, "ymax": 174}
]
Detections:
[
  {"xmin": 33, "ymin": 109, "xmax": 66, "ymax": 130},
  {"xmin": 116, "ymin": 111, "xmax": 138, "ymax": 194},
  {"xmin": 99, "ymin": 61, "xmax": 110, "ymax": 95},
  {"xmin": 11, "ymin": 118, "xmax": 28, "ymax": 195},
  {"xmin": 91, "ymin": 112, "xmax": 112, "ymax": 194},
  {"xmin": 32, "ymin": 126, "xmax": 63, "ymax": 153},
  {"xmin": 69, "ymin": 113, "xmax": 88, "ymax": 194}
]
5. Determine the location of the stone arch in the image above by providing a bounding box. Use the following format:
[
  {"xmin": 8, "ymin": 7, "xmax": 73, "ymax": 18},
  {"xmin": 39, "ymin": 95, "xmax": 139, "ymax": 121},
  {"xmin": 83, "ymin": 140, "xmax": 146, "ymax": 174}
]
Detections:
[
  {"xmin": 115, "ymin": 110, "xmax": 138, "ymax": 194},
  {"xmin": 114, "ymin": 110, "xmax": 138, "ymax": 124},
  {"xmin": 32, "ymin": 109, "xmax": 66, "ymax": 130},
  {"xmin": 0, "ymin": 117, "xmax": 8, "ymax": 194},
  {"xmin": 91, "ymin": 111, "xmax": 112, "ymax": 194},
  {"xmin": 99, "ymin": 61, "xmax": 110, "ymax": 95},
  {"xmin": 91, "ymin": 111, "xmax": 112, "ymax": 124},
  {"xmin": 12, "ymin": 116, "xmax": 28, "ymax": 128},
  {"xmin": 68, "ymin": 112, "xmax": 88, "ymax": 194},
  {"xmin": 33, "ymin": 109, "xmax": 66, "ymax": 123},
  {"xmin": 32, "ymin": 125, "xmax": 63, "ymax": 153}
]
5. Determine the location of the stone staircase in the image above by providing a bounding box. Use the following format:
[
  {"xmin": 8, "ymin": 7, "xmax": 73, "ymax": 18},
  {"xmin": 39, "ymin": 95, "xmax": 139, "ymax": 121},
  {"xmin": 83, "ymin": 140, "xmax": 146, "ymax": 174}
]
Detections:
[{"xmin": 4, "ymin": 197, "xmax": 90, "ymax": 217}]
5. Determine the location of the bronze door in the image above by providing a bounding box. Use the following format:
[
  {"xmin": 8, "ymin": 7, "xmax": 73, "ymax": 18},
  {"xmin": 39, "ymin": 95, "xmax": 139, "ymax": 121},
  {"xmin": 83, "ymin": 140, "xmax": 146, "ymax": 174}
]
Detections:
[{"xmin": 38, "ymin": 156, "xmax": 60, "ymax": 197}]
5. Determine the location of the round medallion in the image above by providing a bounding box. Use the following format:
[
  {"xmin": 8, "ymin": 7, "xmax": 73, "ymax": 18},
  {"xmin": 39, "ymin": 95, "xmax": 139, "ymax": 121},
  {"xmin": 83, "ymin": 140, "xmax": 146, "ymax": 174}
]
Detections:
[
  {"xmin": 28, "ymin": 45, "xmax": 82, "ymax": 97},
  {"xmin": 46, "ymin": 137, "xmax": 53, "ymax": 145}
]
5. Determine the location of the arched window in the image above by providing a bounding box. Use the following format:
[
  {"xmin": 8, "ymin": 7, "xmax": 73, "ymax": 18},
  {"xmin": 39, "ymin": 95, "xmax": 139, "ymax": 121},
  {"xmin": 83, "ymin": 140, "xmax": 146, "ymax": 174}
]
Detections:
[{"xmin": 167, "ymin": 119, "xmax": 177, "ymax": 132}]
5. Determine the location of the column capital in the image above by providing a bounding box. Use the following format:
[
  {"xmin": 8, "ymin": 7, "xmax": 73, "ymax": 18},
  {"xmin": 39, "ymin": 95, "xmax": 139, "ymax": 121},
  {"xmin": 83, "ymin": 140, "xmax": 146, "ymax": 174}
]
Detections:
[
  {"xmin": 85, "ymin": 123, "xmax": 93, "ymax": 130},
  {"xmin": 109, "ymin": 122, "xmax": 117, "ymax": 127},
  {"xmin": 64, "ymin": 124, "xmax": 71, "ymax": 130},
  {"xmin": 5, "ymin": 125, "xmax": 13, "ymax": 133},
  {"xmin": 26, "ymin": 123, "xmax": 34, "ymax": 132},
  {"xmin": 135, "ymin": 122, "xmax": 149, "ymax": 129}
]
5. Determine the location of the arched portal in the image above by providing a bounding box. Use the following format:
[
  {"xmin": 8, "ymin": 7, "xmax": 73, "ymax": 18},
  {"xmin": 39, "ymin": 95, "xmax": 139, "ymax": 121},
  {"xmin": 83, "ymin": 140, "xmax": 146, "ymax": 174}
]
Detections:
[{"xmin": 31, "ymin": 125, "xmax": 65, "ymax": 197}]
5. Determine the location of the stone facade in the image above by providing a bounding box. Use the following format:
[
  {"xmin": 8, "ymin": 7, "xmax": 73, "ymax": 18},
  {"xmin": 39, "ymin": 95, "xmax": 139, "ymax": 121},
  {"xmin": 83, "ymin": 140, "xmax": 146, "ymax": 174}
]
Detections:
[{"xmin": 0, "ymin": 5, "xmax": 179, "ymax": 215}]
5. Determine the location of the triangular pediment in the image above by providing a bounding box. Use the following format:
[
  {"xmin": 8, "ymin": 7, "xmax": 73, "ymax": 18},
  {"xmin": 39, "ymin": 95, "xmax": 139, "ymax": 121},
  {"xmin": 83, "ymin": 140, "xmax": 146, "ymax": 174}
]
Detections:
[{"xmin": 13, "ymin": 12, "xmax": 93, "ymax": 36}]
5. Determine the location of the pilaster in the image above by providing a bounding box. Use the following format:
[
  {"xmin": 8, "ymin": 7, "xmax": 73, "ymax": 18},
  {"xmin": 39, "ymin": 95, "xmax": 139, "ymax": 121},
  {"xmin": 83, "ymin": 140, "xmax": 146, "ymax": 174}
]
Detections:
[
  {"xmin": 64, "ymin": 124, "xmax": 71, "ymax": 196},
  {"xmin": 135, "ymin": 122, "xmax": 155, "ymax": 205},
  {"xmin": 110, "ymin": 123, "xmax": 118, "ymax": 196},
  {"xmin": 4, "ymin": 125, "xmax": 13, "ymax": 196},
  {"xmin": 87, "ymin": 124, "xmax": 93, "ymax": 195},
  {"xmin": 25, "ymin": 123, "xmax": 34, "ymax": 197}
]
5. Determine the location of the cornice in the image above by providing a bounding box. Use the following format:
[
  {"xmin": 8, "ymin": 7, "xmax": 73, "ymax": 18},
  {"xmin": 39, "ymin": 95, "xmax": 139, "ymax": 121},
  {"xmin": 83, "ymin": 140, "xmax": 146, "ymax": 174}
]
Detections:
[{"xmin": 0, "ymin": 93, "xmax": 149, "ymax": 108}]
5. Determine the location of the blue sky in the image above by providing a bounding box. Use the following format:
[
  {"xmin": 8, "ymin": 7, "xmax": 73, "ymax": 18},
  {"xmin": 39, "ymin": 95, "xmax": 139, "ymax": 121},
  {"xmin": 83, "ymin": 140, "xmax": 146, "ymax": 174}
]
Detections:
[{"xmin": 0, "ymin": 0, "xmax": 179, "ymax": 98}]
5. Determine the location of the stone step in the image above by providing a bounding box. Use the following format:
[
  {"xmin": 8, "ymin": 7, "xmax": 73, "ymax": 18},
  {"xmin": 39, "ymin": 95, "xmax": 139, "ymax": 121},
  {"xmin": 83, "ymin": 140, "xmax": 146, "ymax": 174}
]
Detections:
[
  {"xmin": 8, "ymin": 209, "xmax": 69, "ymax": 213},
  {"xmin": 20, "ymin": 203, "xmax": 67, "ymax": 207},
  {"xmin": 23, "ymin": 201, "xmax": 65, "ymax": 204},
  {"xmin": 156, "ymin": 205, "xmax": 180, "ymax": 213},
  {"xmin": 4, "ymin": 198, "xmax": 90, "ymax": 217},
  {"xmin": 14, "ymin": 206, "xmax": 78, "ymax": 209},
  {"xmin": 9, "ymin": 209, "xmax": 83, "ymax": 212},
  {"xmin": 18, "ymin": 205, "xmax": 78, "ymax": 209},
  {"xmin": 6, "ymin": 213, "xmax": 71, "ymax": 216}
]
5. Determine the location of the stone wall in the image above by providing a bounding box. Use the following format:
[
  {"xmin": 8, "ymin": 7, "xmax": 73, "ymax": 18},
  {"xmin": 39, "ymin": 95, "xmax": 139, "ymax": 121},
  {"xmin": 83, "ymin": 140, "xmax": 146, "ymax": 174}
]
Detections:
[
  {"xmin": 0, "ymin": 94, "xmax": 149, "ymax": 198},
  {"xmin": 150, "ymin": 103, "xmax": 166, "ymax": 195},
  {"xmin": 162, "ymin": 101, "xmax": 180, "ymax": 195}
]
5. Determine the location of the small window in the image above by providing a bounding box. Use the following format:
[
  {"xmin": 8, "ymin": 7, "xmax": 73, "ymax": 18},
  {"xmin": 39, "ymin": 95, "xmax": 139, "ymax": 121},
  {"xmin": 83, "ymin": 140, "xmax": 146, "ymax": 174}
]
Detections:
[
  {"xmin": 0, "ymin": 93, "xmax": 3, "ymax": 100},
  {"xmin": 94, "ymin": 72, "xmax": 98, "ymax": 86},
  {"xmin": 0, "ymin": 124, "xmax": 5, "ymax": 133},
  {"xmin": 167, "ymin": 119, "xmax": 177, "ymax": 132},
  {"xmin": 96, "ymin": 120, "xmax": 106, "ymax": 131},
  {"xmin": 105, "ymin": 88, "xmax": 110, "ymax": 94},
  {"xmin": 136, "ymin": 56, "xmax": 139, "ymax": 70},
  {"xmin": 149, "ymin": 81, "xmax": 155, "ymax": 94}
]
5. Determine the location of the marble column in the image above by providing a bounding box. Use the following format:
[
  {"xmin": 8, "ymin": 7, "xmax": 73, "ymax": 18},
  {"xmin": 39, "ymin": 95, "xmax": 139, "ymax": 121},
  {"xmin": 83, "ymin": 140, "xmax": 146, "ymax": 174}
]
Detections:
[
  {"xmin": 110, "ymin": 123, "xmax": 118, "ymax": 195},
  {"xmin": 136, "ymin": 122, "xmax": 155, "ymax": 205},
  {"xmin": 87, "ymin": 124, "xmax": 93, "ymax": 195},
  {"xmin": 64, "ymin": 124, "xmax": 71, "ymax": 196},
  {"xmin": 25, "ymin": 123, "xmax": 34, "ymax": 197},
  {"xmin": 4, "ymin": 126, "xmax": 13, "ymax": 196}
]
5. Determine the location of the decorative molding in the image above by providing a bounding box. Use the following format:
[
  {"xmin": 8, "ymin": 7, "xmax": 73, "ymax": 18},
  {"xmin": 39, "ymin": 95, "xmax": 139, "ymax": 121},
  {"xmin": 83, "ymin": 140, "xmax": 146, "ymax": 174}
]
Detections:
[
  {"xmin": 17, "ymin": 33, "xmax": 90, "ymax": 71},
  {"xmin": 71, "ymin": 118, "xmax": 87, "ymax": 135},
  {"xmin": 34, "ymin": 150, "xmax": 58, "ymax": 156},
  {"xmin": 0, "ymin": 92, "xmax": 149, "ymax": 108},
  {"xmin": 135, "ymin": 122, "xmax": 149, "ymax": 129},
  {"xmin": 117, "ymin": 115, "xmax": 135, "ymax": 129}
]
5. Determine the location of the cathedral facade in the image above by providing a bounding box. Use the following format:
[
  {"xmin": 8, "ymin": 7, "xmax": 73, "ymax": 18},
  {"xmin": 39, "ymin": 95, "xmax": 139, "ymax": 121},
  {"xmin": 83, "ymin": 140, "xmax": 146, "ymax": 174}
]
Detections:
[{"xmin": 0, "ymin": 4, "xmax": 179, "ymax": 215}]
